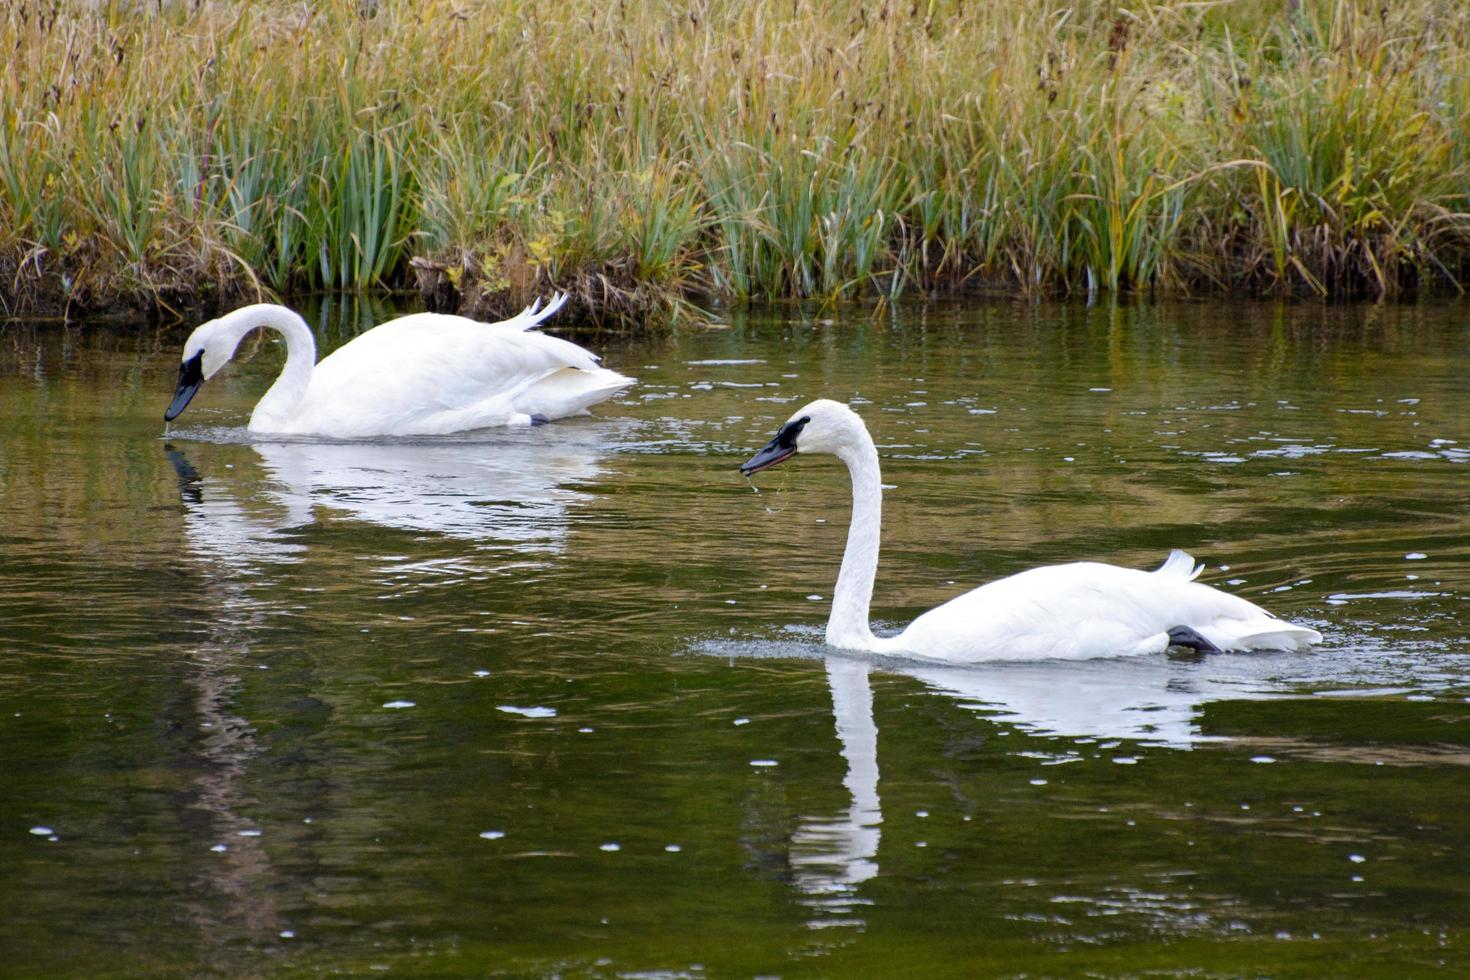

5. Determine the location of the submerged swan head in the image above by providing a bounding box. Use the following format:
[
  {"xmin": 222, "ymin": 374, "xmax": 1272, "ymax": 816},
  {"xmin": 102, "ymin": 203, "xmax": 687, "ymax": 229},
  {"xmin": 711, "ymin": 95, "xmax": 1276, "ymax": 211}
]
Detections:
[{"xmin": 740, "ymin": 399, "xmax": 866, "ymax": 474}]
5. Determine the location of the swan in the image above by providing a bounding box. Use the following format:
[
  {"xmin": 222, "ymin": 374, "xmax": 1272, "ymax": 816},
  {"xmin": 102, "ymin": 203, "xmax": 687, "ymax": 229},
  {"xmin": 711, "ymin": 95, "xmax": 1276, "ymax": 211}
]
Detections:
[
  {"xmin": 163, "ymin": 294, "xmax": 634, "ymax": 436},
  {"xmin": 740, "ymin": 399, "xmax": 1323, "ymax": 662}
]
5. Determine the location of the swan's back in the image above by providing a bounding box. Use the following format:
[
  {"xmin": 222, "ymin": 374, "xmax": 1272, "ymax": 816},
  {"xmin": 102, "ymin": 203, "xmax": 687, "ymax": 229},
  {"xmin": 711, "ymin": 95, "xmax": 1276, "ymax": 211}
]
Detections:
[{"xmin": 275, "ymin": 312, "xmax": 629, "ymax": 436}]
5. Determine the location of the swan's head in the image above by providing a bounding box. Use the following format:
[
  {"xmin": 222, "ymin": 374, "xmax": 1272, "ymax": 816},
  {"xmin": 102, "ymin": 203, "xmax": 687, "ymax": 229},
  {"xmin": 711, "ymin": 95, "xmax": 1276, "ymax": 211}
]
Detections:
[
  {"xmin": 741, "ymin": 399, "xmax": 864, "ymax": 475},
  {"xmin": 164, "ymin": 315, "xmax": 249, "ymax": 421}
]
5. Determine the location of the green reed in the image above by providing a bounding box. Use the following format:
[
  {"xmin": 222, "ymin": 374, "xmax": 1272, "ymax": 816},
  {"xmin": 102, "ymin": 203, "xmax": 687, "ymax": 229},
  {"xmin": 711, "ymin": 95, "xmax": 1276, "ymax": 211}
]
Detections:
[{"xmin": 2, "ymin": 0, "xmax": 1469, "ymax": 325}]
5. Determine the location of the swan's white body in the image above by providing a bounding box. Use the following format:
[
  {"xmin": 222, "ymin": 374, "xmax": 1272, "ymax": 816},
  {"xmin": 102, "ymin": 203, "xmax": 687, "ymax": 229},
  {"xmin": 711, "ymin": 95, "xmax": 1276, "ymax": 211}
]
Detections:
[
  {"xmin": 165, "ymin": 294, "xmax": 633, "ymax": 437},
  {"xmin": 741, "ymin": 399, "xmax": 1322, "ymax": 663}
]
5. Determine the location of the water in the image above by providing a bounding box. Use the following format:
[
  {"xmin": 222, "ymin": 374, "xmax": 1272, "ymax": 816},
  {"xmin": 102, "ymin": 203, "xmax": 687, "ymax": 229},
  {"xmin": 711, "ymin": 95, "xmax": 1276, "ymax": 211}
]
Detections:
[{"xmin": 2, "ymin": 298, "xmax": 1468, "ymax": 976}]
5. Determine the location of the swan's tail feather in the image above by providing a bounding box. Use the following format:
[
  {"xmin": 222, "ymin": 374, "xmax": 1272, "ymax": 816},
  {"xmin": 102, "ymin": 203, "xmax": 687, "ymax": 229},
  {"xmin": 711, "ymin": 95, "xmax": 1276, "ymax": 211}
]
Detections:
[
  {"xmin": 1154, "ymin": 549, "xmax": 1204, "ymax": 581},
  {"xmin": 515, "ymin": 291, "xmax": 569, "ymax": 330}
]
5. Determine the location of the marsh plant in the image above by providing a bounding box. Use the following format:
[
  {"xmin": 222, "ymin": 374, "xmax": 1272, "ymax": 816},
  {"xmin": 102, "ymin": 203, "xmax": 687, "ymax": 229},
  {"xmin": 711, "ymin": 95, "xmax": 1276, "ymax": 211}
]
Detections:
[{"xmin": 3, "ymin": 0, "xmax": 1469, "ymax": 326}]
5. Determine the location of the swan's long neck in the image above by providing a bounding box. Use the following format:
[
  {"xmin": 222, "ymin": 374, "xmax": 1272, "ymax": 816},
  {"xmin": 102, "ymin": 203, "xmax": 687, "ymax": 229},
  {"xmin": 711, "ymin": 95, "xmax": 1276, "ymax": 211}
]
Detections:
[
  {"xmin": 826, "ymin": 431, "xmax": 885, "ymax": 652},
  {"xmin": 231, "ymin": 306, "xmax": 316, "ymax": 431}
]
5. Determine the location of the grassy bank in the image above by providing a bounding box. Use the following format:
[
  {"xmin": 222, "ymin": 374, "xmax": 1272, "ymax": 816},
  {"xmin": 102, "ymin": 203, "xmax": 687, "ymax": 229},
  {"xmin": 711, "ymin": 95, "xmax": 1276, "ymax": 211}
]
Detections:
[{"xmin": 3, "ymin": 0, "xmax": 1470, "ymax": 327}]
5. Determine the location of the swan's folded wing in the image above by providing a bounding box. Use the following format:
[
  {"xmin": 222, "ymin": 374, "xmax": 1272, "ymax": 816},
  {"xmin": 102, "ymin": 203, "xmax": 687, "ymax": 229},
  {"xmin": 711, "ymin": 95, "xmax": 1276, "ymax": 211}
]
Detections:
[
  {"xmin": 293, "ymin": 314, "xmax": 627, "ymax": 435},
  {"xmin": 899, "ymin": 562, "xmax": 1160, "ymax": 661},
  {"xmin": 896, "ymin": 560, "xmax": 1318, "ymax": 661}
]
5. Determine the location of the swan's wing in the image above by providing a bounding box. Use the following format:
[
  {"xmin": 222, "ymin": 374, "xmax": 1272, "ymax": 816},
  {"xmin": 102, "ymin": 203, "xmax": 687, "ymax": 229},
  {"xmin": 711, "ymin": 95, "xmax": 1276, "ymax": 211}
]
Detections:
[
  {"xmin": 897, "ymin": 563, "xmax": 1155, "ymax": 661},
  {"xmin": 287, "ymin": 310, "xmax": 628, "ymax": 435},
  {"xmin": 897, "ymin": 557, "xmax": 1318, "ymax": 661}
]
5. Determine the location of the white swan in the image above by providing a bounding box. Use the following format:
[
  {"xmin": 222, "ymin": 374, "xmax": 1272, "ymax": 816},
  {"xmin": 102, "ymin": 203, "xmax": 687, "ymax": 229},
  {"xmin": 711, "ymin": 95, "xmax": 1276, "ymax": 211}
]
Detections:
[
  {"xmin": 163, "ymin": 294, "xmax": 634, "ymax": 436},
  {"xmin": 740, "ymin": 399, "xmax": 1323, "ymax": 662}
]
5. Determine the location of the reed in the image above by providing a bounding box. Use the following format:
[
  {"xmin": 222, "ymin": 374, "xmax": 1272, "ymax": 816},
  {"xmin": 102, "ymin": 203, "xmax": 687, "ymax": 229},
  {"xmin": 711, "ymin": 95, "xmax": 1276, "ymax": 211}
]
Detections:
[{"xmin": 3, "ymin": 0, "xmax": 1469, "ymax": 326}]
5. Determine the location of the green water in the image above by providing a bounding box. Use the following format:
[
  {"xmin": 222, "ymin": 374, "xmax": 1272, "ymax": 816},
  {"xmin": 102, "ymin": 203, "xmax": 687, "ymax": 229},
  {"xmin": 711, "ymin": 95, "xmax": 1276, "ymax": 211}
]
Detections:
[{"xmin": 2, "ymin": 299, "xmax": 1468, "ymax": 977}]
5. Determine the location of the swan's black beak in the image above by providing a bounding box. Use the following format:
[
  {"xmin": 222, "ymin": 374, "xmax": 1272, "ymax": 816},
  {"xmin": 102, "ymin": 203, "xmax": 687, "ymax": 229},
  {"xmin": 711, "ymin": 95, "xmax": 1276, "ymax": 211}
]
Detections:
[
  {"xmin": 164, "ymin": 350, "xmax": 205, "ymax": 422},
  {"xmin": 740, "ymin": 415, "xmax": 810, "ymax": 476},
  {"xmin": 741, "ymin": 439, "xmax": 795, "ymax": 476}
]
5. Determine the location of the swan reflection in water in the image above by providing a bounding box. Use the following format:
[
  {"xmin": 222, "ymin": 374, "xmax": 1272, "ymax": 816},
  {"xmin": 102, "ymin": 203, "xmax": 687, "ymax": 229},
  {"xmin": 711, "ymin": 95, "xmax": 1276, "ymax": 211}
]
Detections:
[
  {"xmin": 167, "ymin": 428, "xmax": 610, "ymax": 564},
  {"xmin": 713, "ymin": 640, "xmax": 1301, "ymax": 926},
  {"xmin": 901, "ymin": 653, "xmax": 1277, "ymax": 749},
  {"xmin": 791, "ymin": 657, "xmax": 883, "ymax": 919},
  {"xmin": 163, "ymin": 430, "xmax": 611, "ymax": 951}
]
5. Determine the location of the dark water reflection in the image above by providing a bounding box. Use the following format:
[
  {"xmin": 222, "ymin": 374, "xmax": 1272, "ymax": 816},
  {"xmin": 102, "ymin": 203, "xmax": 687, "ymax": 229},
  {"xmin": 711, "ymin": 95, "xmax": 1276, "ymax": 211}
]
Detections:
[{"xmin": 2, "ymin": 298, "xmax": 1468, "ymax": 975}]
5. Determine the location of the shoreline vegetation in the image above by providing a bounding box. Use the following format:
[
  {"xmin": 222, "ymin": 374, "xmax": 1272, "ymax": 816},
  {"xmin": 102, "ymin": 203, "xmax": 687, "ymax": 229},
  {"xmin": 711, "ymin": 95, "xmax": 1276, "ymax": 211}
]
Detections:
[{"xmin": 4, "ymin": 1, "xmax": 1470, "ymax": 329}]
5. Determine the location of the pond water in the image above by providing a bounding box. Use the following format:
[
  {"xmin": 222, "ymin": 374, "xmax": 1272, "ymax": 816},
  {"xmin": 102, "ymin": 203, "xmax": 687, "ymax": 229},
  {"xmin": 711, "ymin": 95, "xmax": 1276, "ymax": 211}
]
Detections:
[{"xmin": 2, "ymin": 297, "xmax": 1468, "ymax": 976}]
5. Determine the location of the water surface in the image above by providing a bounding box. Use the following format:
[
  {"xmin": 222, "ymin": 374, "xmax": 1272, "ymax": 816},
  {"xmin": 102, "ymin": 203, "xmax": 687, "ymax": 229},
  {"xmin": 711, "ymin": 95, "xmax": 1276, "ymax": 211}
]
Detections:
[{"xmin": 2, "ymin": 298, "xmax": 1468, "ymax": 976}]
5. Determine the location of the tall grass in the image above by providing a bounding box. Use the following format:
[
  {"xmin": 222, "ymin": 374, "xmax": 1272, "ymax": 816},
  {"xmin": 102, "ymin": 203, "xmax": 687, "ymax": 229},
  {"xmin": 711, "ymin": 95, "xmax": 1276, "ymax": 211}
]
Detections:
[{"xmin": 3, "ymin": 0, "xmax": 1470, "ymax": 326}]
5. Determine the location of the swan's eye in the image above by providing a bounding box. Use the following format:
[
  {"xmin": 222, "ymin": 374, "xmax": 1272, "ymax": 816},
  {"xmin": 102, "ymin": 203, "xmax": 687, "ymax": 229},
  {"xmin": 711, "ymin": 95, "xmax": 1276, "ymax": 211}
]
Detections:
[{"xmin": 777, "ymin": 415, "xmax": 811, "ymax": 449}]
